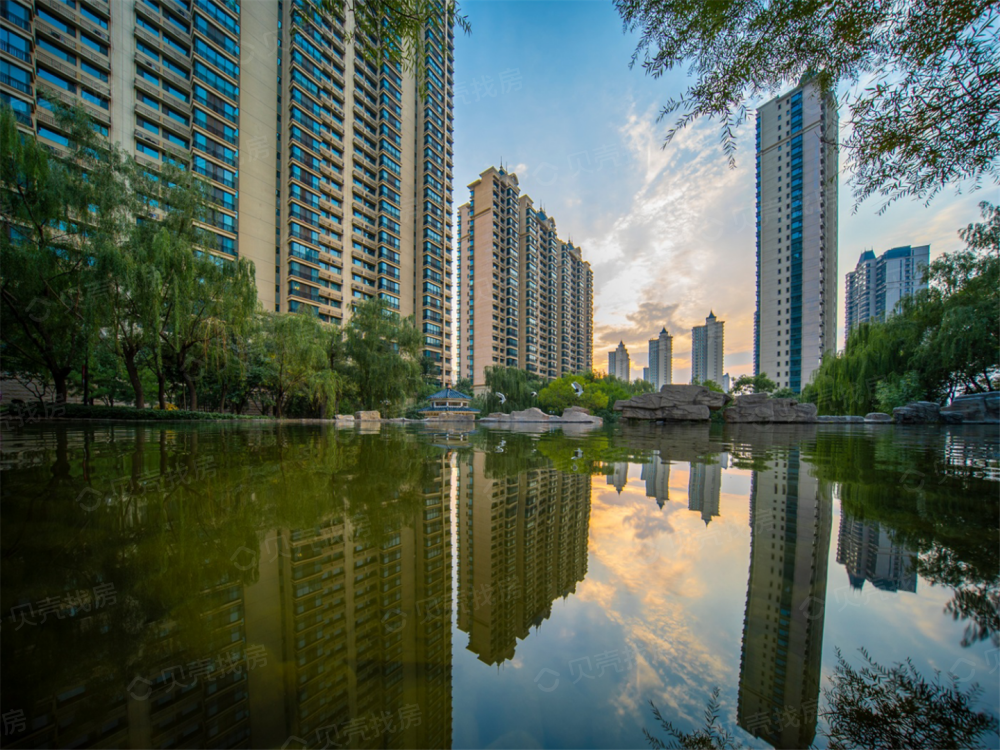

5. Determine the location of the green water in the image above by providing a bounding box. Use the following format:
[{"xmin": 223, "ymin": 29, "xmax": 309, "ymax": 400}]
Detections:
[{"xmin": 1, "ymin": 422, "xmax": 997, "ymax": 749}]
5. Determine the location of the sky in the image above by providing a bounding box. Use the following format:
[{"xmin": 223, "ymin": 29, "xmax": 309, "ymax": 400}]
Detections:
[{"xmin": 450, "ymin": 0, "xmax": 993, "ymax": 383}]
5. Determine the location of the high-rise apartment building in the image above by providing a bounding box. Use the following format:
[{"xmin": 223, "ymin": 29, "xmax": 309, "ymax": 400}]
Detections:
[
  {"xmin": 608, "ymin": 340, "xmax": 630, "ymax": 381},
  {"xmin": 647, "ymin": 327, "xmax": 672, "ymax": 389},
  {"xmin": 456, "ymin": 166, "xmax": 593, "ymax": 390},
  {"xmin": 754, "ymin": 78, "xmax": 838, "ymax": 392},
  {"xmin": 844, "ymin": 245, "xmax": 929, "ymax": 343},
  {"xmin": 1, "ymin": 0, "xmax": 455, "ymax": 378},
  {"xmin": 690, "ymin": 312, "xmax": 724, "ymax": 385}
]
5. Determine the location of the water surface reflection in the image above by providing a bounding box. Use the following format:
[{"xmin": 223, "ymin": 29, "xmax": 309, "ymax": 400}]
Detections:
[{"xmin": 0, "ymin": 423, "xmax": 996, "ymax": 749}]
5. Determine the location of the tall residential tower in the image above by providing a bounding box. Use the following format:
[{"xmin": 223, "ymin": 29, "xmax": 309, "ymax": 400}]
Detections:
[
  {"xmin": 608, "ymin": 340, "xmax": 630, "ymax": 381},
  {"xmin": 690, "ymin": 312, "xmax": 724, "ymax": 385},
  {"xmin": 754, "ymin": 78, "xmax": 838, "ymax": 391},
  {"xmin": 1, "ymin": 0, "xmax": 455, "ymax": 377},
  {"xmin": 456, "ymin": 166, "xmax": 593, "ymax": 390},
  {"xmin": 647, "ymin": 327, "xmax": 672, "ymax": 389},
  {"xmin": 844, "ymin": 244, "xmax": 929, "ymax": 343}
]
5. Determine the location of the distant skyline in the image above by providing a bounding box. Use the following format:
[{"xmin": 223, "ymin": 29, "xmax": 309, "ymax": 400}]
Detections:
[{"xmin": 452, "ymin": 1, "xmax": 987, "ymax": 382}]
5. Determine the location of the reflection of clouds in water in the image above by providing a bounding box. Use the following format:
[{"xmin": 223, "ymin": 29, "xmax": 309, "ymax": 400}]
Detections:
[{"xmin": 580, "ymin": 478, "xmax": 735, "ymax": 730}]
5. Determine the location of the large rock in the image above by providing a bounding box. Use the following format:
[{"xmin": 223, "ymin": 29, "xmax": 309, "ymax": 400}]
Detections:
[
  {"xmin": 892, "ymin": 401, "xmax": 941, "ymax": 424},
  {"xmin": 561, "ymin": 406, "xmax": 603, "ymax": 425},
  {"xmin": 480, "ymin": 408, "xmax": 561, "ymax": 423},
  {"xmin": 818, "ymin": 415, "xmax": 865, "ymax": 423},
  {"xmin": 354, "ymin": 410, "xmax": 380, "ymax": 421},
  {"xmin": 941, "ymin": 392, "xmax": 999, "ymax": 423},
  {"xmin": 724, "ymin": 394, "xmax": 817, "ymax": 424},
  {"xmin": 864, "ymin": 412, "xmax": 892, "ymax": 423},
  {"xmin": 614, "ymin": 385, "xmax": 730, "ymax": 422}
]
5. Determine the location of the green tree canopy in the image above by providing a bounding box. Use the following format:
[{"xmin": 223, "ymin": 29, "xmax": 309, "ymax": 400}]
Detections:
[
  {"xmin": 343, "ymin": 298, "xmax": 423, "ymax": 413},
  {"xmin": 615, "ymin": 0, "xmax": 1000, "ymax": 211},
  {"xmin": 537, "ymin": 373, "xmax": 610, "ymax": 414}
]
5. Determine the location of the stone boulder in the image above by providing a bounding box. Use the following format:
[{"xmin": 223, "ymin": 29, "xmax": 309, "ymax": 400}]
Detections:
[
  {"xmin": 892, "ymin": 401, "xmax": 941, "ymax": 424},
  {"xmin": 480, "ymin": 408, "xmax": 560, "ymax": 423},
  {"xmin": 354, "ymin": 410, "xmax": 381, "ymax": 421},
  {"xmin": 724, "ymin": 394, "xmax": 818, "ymax": 424},
  {"xmin": 941, "ymin": 392, "xmax": 999, "ymax": 424},
  {"xmin": 561, "ymin": 406, "xmax": 603, "ymax": 425},
  {"xmin": 334, "ymin": 414, "xmax": 355, "ymax": 422},
  {"xmin": 818, "ymin": 415, "xmax": 866, "ymax": 423},
  {"xmin": 864, "ymin": 412, "xmax": 893, "ymax": 423},
  {"xmin": 613, "ymin": 385, "xmax": 731, "ymax": 422}
]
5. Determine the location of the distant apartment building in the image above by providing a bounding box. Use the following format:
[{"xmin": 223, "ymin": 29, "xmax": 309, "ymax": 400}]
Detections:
[
  {"xmin": 457, "ymin": 451, "xmax": 591, "ymax": 666},
  {"xmin": 647, "ymin": 327, "xmax": 673, "ymax": 389},
  {"xmin": 642, "ymin": 366, "xmax": 650, "ymax": 383},
  {"xmin": 0, "ymin": 0, "xmax": 456, "ymax": 378},
  {"xmin": 608, "ymin": 340, "xmax": 630, "ymax": 381},
  {"xmin": 754, "ymin": 77, "xmax": 838, "ymax": 392},
  {"xmin": 690, "ymin": 312, "xmax": 724, "ymax": 385},
  {"xmin": 844, "ymin": 245, "xmax": 929, "ymax": 343},
  {"xmin": 457, "ymin": 166, "xmax": 593, "ymax": 390}
]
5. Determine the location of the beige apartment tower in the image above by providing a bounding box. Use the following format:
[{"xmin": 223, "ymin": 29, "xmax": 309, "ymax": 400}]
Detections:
[
  {"xmin": 457, "ymin": 166, "xmax": 593, "ymax": 390},
  {"xmin": 754, "ymin": 77, "xmax": 838, "ymax": 392},
  {"xmin": 1, "ymin": 0, "xmax": 455, "ymax": 379}
]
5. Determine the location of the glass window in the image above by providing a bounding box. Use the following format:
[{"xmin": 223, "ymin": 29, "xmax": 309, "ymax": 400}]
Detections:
[
  {"xmin": 81, "ymin": 60, "xmax": 108, "ymax": 82},
  {"xmin": 79, "ymin": 5, "xmax": 108, "ymax": 28},
  {"xmin": 38, "ymin": 125, "xmax": 70, "ymax": 146},
  {"xmin": 136, "ymin": 140, "xmax": 160, "ymax": 158},
  {"xmin": 37, "ymin": 67, "xmax": 76, "ymax": 92}
]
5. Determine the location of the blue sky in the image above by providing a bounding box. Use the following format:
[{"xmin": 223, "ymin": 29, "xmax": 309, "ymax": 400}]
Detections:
[{"xmin": 451, "ymin": 0, "xmax": 992, "ymax": 382}]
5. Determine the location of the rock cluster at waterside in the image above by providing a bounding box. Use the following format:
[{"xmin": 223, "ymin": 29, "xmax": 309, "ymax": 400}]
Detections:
[
  {"xmin": 479, "ymin": 406, "xmax": 603, "ymax": 426},
  {"xmin": 940, "ymin": 392, "xmax": 999, "ymax": 424},
  {"xmin": 723, "ymin": 393, "xmax": 818, "ymax": 423},
  {"xmin": 613, "ymin": 385, "xmax": 731, "ymax": 422}
]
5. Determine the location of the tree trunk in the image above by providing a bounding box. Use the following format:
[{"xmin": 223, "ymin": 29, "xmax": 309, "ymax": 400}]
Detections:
[
  {"xmin": 53, "ymin": 370, "xmax": 68, "ymax": 406},
  {"xmin": 157, "ymin": 372, "xmax": 167, "ymax": 410},
  {"xmin": 123, "ymin": 351, "xmax": 145, "ymax": 409},
  {"xmin": 183, "ymin": 370, "xmax": 198, "ymax": 412}
]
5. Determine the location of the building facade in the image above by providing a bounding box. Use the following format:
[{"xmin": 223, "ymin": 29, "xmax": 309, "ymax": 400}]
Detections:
[
  {"xmin": 690, "ymin": 312, "xmax": 724, "ymax": 385},
  {"xmin": 647, "ymin": 327, "xmax": 672, "ymax": 389},
  {"xmin": 844, "ymin": 245, "xmax": 929, "ymax": 343},
  {"xmin": 608, "ymin": 340, "xmax": 630, "ymax": 381},
  {"xmin": 457, "ymin": 166, "xmax": 593, "ymax": 390},
  {"xmin": 754, "ymin": 77, "xmax": 838, "ymax": 392},
  {"xmin": 1, "ymin": 0, "xmax": 455, "ymax": 378}
]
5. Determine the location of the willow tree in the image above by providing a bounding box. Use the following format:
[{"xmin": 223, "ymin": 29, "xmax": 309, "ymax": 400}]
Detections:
[
  {"xmin": 343, "ymin": 298, "xmax": 423, "ymax": 413},
  {"xmin": 0, "ymin": 105, "xmax": 128, "ymax": 403}
]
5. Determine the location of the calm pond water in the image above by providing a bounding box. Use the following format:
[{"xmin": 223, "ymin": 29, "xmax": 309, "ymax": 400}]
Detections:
[{"xmin": 1, "ymin": 422, "xmax": 997, "ymax": 749}]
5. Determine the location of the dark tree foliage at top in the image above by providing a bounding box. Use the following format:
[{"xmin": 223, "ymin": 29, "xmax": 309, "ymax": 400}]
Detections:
[{"xmin": 615, "ymin": 0, "xmax": 1000, "ymax": 212}]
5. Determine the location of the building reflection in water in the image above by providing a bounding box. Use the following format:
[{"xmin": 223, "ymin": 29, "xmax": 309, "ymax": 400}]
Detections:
[
  {"xmin": 687, "ymin": 452, "xmax": 727, "ymax": 525},
  {"xmin": 1, "ymin": 429, "xmax": 454, "ymax": 750},
  {"xmin": 641, "ymin": 457, "xmax": 670, "ymax": 508},
  {"xmin": 606, "ymin": 462, "xmax": 629, "ymax": 495},
  {"xmin": 737, "ymin": 447, "xmax": 832, "ymax": 750},
  {"xmin": 836, "ymin": 516, "xmax": 917, "ymax": 593},
  {"xmin": 456, "ymin": 452, "xmax": 592, "ymax": 666}
]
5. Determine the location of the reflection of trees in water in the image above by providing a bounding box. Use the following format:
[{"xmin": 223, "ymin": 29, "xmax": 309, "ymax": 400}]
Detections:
[
  {"xmin": 0, "ymin": 424, "xmax": 448, "ymax": 730},
  {"xmin": 820, "ymin": 648, "xmax": 999, "ymax": 750},
  {"xmin": 645, "ymin": 647, "xmax": 1000, "ymax": 750},
  {"xmin": 644, "ymin": 688, "xmax": 738, "ymax": 749},
  {"xmin": 805, "ymin": 428, "xmax": 999, "ymax": 649}
]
